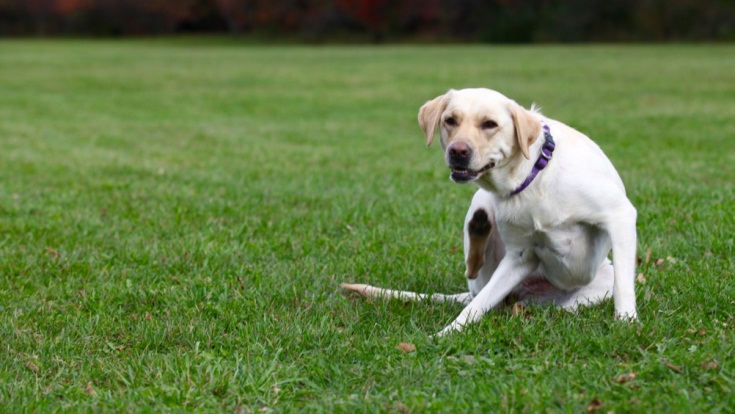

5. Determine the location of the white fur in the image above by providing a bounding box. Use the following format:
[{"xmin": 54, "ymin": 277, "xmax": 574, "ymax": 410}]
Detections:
[{"xmin": 342, "ymin": 88, "xmax": 638, "ymax": 336}]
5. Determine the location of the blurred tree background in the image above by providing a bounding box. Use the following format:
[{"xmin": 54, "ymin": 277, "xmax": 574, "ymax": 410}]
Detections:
[{"xmin": 0, "ymin": 0, "xmax": 733, "ymax": 41}]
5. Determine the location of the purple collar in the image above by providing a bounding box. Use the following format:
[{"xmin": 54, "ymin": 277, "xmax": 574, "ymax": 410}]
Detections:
[{"xmin": 509, "ymin": 124, "xmax": 555, "ymax": 196}]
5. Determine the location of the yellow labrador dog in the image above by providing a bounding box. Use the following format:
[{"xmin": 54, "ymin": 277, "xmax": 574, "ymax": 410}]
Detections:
[{"xmin": 342, "ymin": 88, "xmax": 638, "ymax": 336}]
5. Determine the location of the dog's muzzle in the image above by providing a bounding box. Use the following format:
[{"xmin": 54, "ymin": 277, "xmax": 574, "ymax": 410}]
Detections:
[
  {"xmin": 449, "ymin": 162, "xmax": 495, "ymax": 183},
  {"xmin": 446, "ymin": 141, "xmax": 495, "ymax": 183}
]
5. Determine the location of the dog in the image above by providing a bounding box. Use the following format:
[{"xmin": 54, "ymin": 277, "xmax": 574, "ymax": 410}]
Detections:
[{"xmin": 342, "ymin": 88, "xmax": 638, "ymax": 336}]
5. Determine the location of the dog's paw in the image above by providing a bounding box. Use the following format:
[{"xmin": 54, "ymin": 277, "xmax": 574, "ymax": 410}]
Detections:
[
  {"xmin": 432, "ymin": 322, "xmax": 462, "ymax": 338},
  {"xmin": 615, "ymin": 309, "xmax": 639, "ymax": 322}
]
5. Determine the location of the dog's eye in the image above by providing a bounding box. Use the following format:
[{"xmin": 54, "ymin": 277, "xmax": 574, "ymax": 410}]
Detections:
[
  {"xmin": 481, "ymin": 120, "xmax": 498, "ymax": 129},
  {"xmin": 445, "ymin": 117, "xmax": 457, "ymax": 127}
]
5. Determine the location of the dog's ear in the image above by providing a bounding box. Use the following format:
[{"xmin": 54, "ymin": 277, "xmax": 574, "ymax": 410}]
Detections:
[
  {"xmin": 418, "ymin": 92, "xmax": 450, "ymax": 147},
  {"xmin": 509, "ymin": 102, "xmax": 542, "ymax": 160}
]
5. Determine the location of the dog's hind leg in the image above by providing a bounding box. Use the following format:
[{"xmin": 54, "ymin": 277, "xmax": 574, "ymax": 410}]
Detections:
[
  {"xmin": 555, "ymin": 259, "xmax": 615, "ymax": 310},
  {"xmin": 340, "ymin": 283, "xmax": 473, "ymax": 305}
]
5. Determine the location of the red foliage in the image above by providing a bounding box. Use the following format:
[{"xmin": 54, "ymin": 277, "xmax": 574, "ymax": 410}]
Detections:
[
  {"xmin": 337, "ymin": 0, "xmax": 391, "ymax": 31},
  {"xmin": 56, "ymin": 0, "xmax": 90, "ymax": 14}
]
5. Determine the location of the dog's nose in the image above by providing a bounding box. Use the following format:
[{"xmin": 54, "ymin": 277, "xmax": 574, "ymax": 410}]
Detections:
[{"xmin": 448, "ymin": 142, "xmax": 473, "ymax": 165}]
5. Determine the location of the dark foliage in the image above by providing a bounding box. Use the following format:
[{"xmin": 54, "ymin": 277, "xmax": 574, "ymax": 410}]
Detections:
[{"xmin": 1, "ymin": 0, "xmax": 733, "ymax": 41}]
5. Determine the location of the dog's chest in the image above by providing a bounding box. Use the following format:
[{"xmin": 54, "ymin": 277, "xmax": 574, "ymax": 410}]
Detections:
[{"xmin": 495, "ymin": 200, "xmax": 584, "ymax": 254}]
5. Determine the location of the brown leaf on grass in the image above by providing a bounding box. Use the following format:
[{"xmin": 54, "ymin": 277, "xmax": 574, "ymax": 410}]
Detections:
[
  {"xmin": 660, "ymin": 358, "xmax": 683, "ymax": 373},
  {"xmin": 636, "ymin": 273, "xmax": 646, "ymax": 284},
  {"xmin": 25, "ymin": 361, "xmax": 39, "ymax": 372},
  {"xmin": 701, "ymin": 359, "xmax": 720, "ymax": 371},
  {"xmin": 512, "ymin": 303, "xmax": 531, "ymax": 318},
  {"xmin": 512, "ymin": 303, "xmax": 524, "ymax": 316},
  {"xmin": 655, "ymin": 258, "xmax": 665, "ymax": 269},
  {"xmin": 85, "ymin": 382, "xmax": 97, "ymax": 397},
  {"xmin": 389, "ymin": 401, "xmax": 410, "ymax": 414},
  {"xmin": 397, "ymin": 342, "xmax": 416, "ymax": 353},
  {"xmin": 645, "ymin": 247, "xmax": 651, "ymax": 264},
  {"xmin": 45, "ymin": 247, "xmax": 61, "ymax": 259},
  {"xmin": 614, "ymin": 372, "xmax": 637, "ymax": 384},
  {"xmin": 686, "ymin": 328, "xmax": 706, "ymax": 336},
  {"xmin": 586, "ymin": 397, "xmax": 604, "ymax": 413}
]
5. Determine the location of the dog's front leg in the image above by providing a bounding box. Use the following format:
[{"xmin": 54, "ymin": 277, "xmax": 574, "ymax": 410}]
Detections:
[
  {"xmin": 435, "ymin": 249, "xmax": 539, "ymax": 336},
  {"xmin": 604, "ymin": 203, "xmax": 639, "ymax": 320}
]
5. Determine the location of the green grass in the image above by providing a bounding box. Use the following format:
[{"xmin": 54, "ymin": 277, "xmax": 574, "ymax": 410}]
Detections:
[{"xmin": 1, "ymin": 39, "xmax": 734, "ymax": 412}]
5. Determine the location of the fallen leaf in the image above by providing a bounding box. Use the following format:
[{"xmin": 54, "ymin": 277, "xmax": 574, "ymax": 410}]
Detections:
[
  {"xmin": 45, "ymin": 247, "xmax": 61, "ymax": 259},
  {"xmin": 614, "ymin": 372, "xmax": 636, "ymax": 384},
  {"xmin": 397, "ymin": 342, "xmax": 416, "ymax": 353},
  {"xmin": 701, "ymin": 360, "xmax": 719, "ymax": 371},
  {"xmin": 698, "ymin": 328, "xmax": 706, "ymax": 337},
  {"xmin": 636, "ymin": 273, "xmax": 646, "ymax": 284},
  {"xmin": 512, "ymin": 303, "xmax": 530, "ymax": 318},
  {"xmin": 586, "ymin": 397, "xmax": 604, "ymax": 413},
  {"xmin": 85, "ymin": 382, "xmax": 97, "ymax": 397},
  {"xmin": 512, "ymin": 302, "xmax": 524, "ymax": 315},
  {"xmin": 25, "ymin": 361, "xmax": 39, "ymax": 372},
  {"xmin": 655, "ymin": 258, "xmax": 665, "ymax": 269},
  {"xmin": 389, "ymin": 402, "xmax": 410, "ymax": 414},
  {"xmin": 645, "ymin": 247, "xmax": 651, "ymax": 264},
  {"xmin": 660, "ymin": 358, "xmax": 683, "ymax": 373}
]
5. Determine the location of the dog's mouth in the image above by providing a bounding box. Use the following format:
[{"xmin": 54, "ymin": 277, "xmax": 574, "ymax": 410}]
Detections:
[{"xmin": 450, "ymin": 162, "xmax": 495, "ymax": 183}]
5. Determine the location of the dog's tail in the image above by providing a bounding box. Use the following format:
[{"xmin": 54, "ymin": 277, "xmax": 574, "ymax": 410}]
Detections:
[{"xmin": 340, "ymin": 283, "xmax": 472, "ymax": 305}]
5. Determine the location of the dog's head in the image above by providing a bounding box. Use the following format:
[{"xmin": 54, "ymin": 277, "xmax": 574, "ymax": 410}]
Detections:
[{"xmin": 418, "ymin": 88, "xmax": 542, "ymax": 184}]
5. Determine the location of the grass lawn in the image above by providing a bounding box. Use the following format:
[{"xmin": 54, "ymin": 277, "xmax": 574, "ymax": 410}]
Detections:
[{"xmin": 1, "ymin": 39, "xmax": 733, "ymax": 411}]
